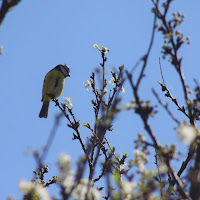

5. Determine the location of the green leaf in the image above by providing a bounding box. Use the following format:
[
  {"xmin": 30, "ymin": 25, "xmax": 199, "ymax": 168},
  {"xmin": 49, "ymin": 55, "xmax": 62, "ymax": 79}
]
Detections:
[{"xmin": 82, "ymin": 123, "xmax": 87, "ymax": 127}]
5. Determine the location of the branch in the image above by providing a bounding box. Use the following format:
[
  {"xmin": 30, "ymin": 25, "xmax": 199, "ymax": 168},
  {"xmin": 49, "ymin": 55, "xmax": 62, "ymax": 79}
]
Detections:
[
  {"xmin": 152, "ymin": 0, "xmax": 194, "ymax": 124},
  {"xmin": 53, "ymin": 99, "xmax": 92, "ymax": 168},
  {"xmin": 0, "ymin": 0, "xmax": 21, "ymax": 26},
  {"xmin": 152, "ymin": 89, "xmax": 180, "ymax": 125},
  {"xmin": 126, "ymin": 71, "xmax": 159, "ymax": 149},
  {"xmin": 189, "ymin": 138, "xmax": 200, "ymax": 199},
  {"xmin": 136, "ymin": 9, "xmax": 157, "ymax": 89},
  {"xmin": 126, "ymin": 9, "xmax": 159, "ymax": 148},
  {"xmin": 167, "ymin": 162, "xmax": 192, "ymax": 200},
  {"xmin": 33, "ymin": 113, "xmax": 62, "ymax": 171}
]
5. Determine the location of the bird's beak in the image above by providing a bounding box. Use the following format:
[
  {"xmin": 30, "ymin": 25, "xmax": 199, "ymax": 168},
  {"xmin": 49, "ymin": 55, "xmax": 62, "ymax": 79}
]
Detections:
[{"xmin": 68, "ymin": 74, "xmax": 70, "ymax": 77}]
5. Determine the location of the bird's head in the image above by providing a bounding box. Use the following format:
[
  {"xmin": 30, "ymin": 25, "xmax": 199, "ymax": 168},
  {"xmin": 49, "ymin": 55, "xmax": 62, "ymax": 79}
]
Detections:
[{"xmin": 56, "ymin": 64, "xmax": 70, "ymax": 77}]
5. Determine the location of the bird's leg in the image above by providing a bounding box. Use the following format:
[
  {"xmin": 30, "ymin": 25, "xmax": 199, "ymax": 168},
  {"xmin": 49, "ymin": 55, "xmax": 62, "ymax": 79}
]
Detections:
[
  {"xmin": 53, "ymin": 98, "xmax": 59, "ymax": 107},
  {"xmin": 47, "ymin": 93, "xmax": 55, "ymax": 99}
]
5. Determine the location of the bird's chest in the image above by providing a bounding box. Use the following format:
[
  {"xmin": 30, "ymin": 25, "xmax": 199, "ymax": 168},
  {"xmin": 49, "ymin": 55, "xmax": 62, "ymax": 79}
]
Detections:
[
  {"xmin": 52, "ymin": 77, "xmax": 65, "ymax": 97},
  {"xmin": 43, "ymin": 72, "xmax": 65, "ymax": 99}
]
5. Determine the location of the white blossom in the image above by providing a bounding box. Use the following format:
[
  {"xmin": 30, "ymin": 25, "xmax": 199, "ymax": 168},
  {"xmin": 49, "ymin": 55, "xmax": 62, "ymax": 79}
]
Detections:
[
  {"xmin": 102, "ymin": 46, "xmax": 108, "ymax": 53},
  {"xmin": 177, "ymin": 124, "xmax": 196, "ymax": 145},
  {"xmin": 133, "ymin": 150, "xmax": 144, "ymax": 157},
  {"xmin": 157, "ymin": 162, "xmax": 168, "ymax": 174},
  {"xmin": 63, "ymin": 97, "xmax": 73, "ymax": 106},
  {"xmin": 124, "ymin": 101, "xmax": 137, "ymax": 110},
  {"xmin": 138, "ymin": 134, "xmax": 146, "ymax": 142},
  {"xmin": 138, "ymin": 162, "xmax": 145, "ymax": 172},
  {"xmin": 36, "ymin": 186, "xmax": 50, "ymax": 200},
  {"xmin": 61, "ymin": 169, "xmax": 75, "ymax": 193},
  {"xmin": 83, "ymin": 80, "xmax": 91, "ymax": 90},
  {"xmin": 59, "ymin": 153, "xmax": 71, "ymax": 170},
  {"xmin": 122, "ymin": 181, "xmax": 137, "ymax": 195},
  {"xmin": 72, "ymin": 179, "xmax": 101, "ymax": 200},
  {"xmin": 19, "ymin": 180, "xmax": 33, "ymax": 193},
  {"xmin": 19, "ymin": 180, "xmax": 50, "ymax": 200},
  {"xmin": 109, "ymin": 77, "xmax": 116, "ymax": 85},
  {"xmin": 121, "ymin": 86, "xmax": 125, "ymax": 93},
  {"xmin": 58, "ymin": 153, "xmax": 75, "ymax": 193},
  {"xmin": 133, "ymin": 150, "xmax": 148, "ymax": 172},
  {"xmin": 124, "ymin": 103, "xmax": 134, "ymax": 110},
  {"xmin": 93, "ymin": 44, "xmax": 99, "ymax": 49}
]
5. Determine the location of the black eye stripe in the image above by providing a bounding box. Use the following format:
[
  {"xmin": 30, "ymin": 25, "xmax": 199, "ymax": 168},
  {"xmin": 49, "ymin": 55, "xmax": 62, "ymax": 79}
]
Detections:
[
  {"xmin": 60, "ymin": 65, "xmax": 70, "ymax": 76},
  {"xmin": 62, "ymin": 67, "xmax": 67, "ymax": 73},
  {"xmin": 55, "ymin": 64, "xmax": 70, "ymax": 76}
]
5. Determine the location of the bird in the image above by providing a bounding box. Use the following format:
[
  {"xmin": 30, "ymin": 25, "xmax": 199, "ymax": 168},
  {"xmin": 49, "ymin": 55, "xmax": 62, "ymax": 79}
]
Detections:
[{"xmin": 39, "ymin": 64, "xmax": 70, "ymax": 118}]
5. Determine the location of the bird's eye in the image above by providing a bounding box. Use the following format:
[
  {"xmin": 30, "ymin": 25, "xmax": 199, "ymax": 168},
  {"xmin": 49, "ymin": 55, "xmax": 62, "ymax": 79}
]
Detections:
[{"xmin": 60, "ymin": 65, "xmax": 70, "ymax": 77}]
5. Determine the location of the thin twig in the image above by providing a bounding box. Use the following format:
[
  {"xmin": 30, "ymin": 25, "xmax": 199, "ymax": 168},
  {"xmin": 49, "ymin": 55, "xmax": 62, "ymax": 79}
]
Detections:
[
  {"xmin": 152, "ymin": 89, "xmax": 180, "ymax": 125},
  {"xmin": 159, "ymin": 58, "xmax": 166, "ymax": 86},
  {"xmin": 189, "ymin": 143, "xmax": 200, "ymax": 199},
  {"xmin": 126, "ymin": 71, "xmax": 159, "ymax": 149},
  {"xmin": 53, "ymin": 99, "xmax": 91, "ymax": 167},
  {"xmin": 136, "ymin": 10, "xmax": 157, "ymax": 89},
  {"xmin": 33, "ymin": 114, "xmax": 62, "ymax": 181},
  {"xmin": 167, "ymin": 162, "xmax": 192, "ymax": 200},
  {"xmin": 0, "ymin": 0, "xmax": 21, "ymax": 26}
]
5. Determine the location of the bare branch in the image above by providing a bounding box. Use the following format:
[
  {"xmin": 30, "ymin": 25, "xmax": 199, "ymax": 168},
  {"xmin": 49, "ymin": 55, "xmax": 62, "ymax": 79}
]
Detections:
[
  {"xmin": 0, "ymin": 0, "xmax": 21, "ymax": 26},
  {"xmin": 152, "ymin": 88, "xmax": 180, "ymax": 125}
]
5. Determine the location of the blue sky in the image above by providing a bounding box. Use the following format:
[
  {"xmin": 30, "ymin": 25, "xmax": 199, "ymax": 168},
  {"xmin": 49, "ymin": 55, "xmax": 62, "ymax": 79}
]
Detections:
[{"xmin": 1, "ymin": 0, "xmax": 200, "ymax": 199}]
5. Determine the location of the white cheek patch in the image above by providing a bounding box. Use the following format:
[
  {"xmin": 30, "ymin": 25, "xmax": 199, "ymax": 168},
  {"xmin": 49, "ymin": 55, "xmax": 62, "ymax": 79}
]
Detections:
[{"xmin": 60, "ymin": 65, "xmax": 70, "ymax": 77}]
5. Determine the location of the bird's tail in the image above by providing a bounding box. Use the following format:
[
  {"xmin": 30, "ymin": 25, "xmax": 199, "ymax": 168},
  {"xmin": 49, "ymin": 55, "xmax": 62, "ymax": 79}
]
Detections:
[{"xmin": 39, "ymin": 101, "xmax": 50, "ymax": 118}]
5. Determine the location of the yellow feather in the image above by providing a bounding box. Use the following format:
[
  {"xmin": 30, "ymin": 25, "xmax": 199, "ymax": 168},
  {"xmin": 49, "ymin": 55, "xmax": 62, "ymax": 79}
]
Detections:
[{"xmin": 39, "ymin": 66, "xmax": 67, "ymax": 118}]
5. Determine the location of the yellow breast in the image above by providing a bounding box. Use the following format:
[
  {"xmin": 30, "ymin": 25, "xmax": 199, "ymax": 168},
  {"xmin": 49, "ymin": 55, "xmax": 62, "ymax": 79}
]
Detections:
[{"xmin": 42, "ymin": 70, "xmax": 65, "ymax": 102}]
